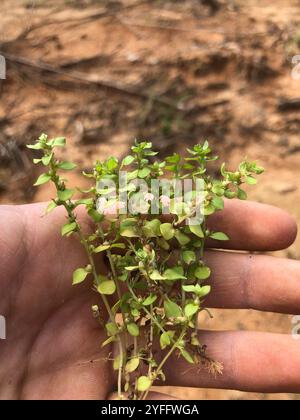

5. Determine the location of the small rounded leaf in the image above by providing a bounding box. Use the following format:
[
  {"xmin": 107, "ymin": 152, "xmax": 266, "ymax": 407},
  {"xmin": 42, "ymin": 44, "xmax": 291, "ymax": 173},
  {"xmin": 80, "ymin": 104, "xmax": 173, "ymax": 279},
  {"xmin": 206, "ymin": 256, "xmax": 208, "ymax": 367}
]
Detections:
[
  {"xmin": 189, "ymin": 225, "xmax": 204, "ymax": 238},
  {"xmin": 182, "ymin": 250, "xmax": 196, "ymax": 265},
  {"xmin": 184, "ymin": 303, "xmax": 199, "ymax": 318},
  {"xmin": 127, "ymin": 323, "xmax": 139, "ymax": 337},
  {"xmin": 58, "ymin": 161, "xmax": 77, "ymax": 170},
  {"xmin": 125, "ymin": 357, "xmax": 140, "ymax": 373},
  {"xmin": 160, "ymin": 223, "xmax": 175, "ymax": 241},
  {"xmin": 72, "ymin": 268, "xmax": 89, "ymax": 285},
  {"xmin": 164, "ymin": 266, "xmax": 186, "ymax": 281},
  {"xmin": 61, "ymin": 222, "xmax": 77, "ymax": 236},
  {"xmin": 98, "ymin": 280, "xmax": 116, "ymax": 295},
  {"xmin": 195, "ymin": 266, "xmax": 211, "ymax": 280},
  {"xmin": 57, "ymin": 189, "xmax": 74, "ymax": 201},
  {"xmin": 143, "ymin": 294, "xmax": 157, "ymax": 306},
  {"xmin": 34, "ymin": 173, "xmax": 51, "ymax": 186},
  {"xmin": 93, "ymin": 244, "xmax": 111, "ymax": 253},
  {"xmin": 210, "ymin": 232, "xmax": 229, "ymax": 241},
  {"xmin": 174, "ymin": 231, "xmax": 191, "ymax": 246},
  {"xmin": 198, "ymin": 285, "xmax": 211, "ymax": 298},
  {"xmin": 122, "ymin": 155, "xmax": 135, "ymax": 166},
  {"xmin": 164, "ymin": 299, "xmax": 182, "ymax": 318},
  {"xmin": 137, "ymin": 376, "xmax": 152, "ymax": 392},
  {"xmin": 160, "ymin": 332, "xmax": 171, "ymax": 350}
]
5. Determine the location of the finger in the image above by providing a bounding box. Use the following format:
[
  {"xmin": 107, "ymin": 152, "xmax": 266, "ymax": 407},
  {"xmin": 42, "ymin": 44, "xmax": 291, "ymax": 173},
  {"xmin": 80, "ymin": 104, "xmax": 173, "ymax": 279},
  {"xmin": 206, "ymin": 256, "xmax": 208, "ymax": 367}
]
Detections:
[
  {"xmin": 203, "ymin": 251, "xmax": 300, "ymax": 314},
  {"xmin": 164, "ymin": 331, "xmax": 300, "ymax": 393},
  {"xmin": 206, "ymin": 200, "xmax": 297, "ymax": 251}
]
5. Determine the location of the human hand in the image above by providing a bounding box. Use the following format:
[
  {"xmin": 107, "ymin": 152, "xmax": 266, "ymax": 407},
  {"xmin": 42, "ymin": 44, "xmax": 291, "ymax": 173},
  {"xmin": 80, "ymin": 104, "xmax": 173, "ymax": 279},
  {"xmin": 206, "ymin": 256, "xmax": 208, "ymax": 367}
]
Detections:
[{"xmin": 0, "ymin": 200, "xmax": 298, "ymax": 400}]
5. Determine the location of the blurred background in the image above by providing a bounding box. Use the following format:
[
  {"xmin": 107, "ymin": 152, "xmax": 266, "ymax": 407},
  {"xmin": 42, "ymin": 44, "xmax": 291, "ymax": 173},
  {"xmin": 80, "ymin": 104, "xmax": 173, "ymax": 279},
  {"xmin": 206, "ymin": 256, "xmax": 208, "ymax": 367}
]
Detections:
[{"xmin": 0, "ymin": 0, "xmax": 300, "ymax": 400}]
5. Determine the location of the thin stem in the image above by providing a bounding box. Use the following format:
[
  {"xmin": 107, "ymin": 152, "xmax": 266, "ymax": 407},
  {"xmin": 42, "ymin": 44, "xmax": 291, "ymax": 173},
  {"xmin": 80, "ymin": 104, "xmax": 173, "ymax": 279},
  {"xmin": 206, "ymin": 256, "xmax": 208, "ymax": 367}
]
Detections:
[
  {"xmin": 127, "ymin": 284, "xmax": 165, "ymax": 335},
  {"xmin": 148, "ymin": 304, "xmax": 154, "ymax": 377},
  {"xmin": 142, "ymin": 327, "xmax": 187, "ymax": 400},
  {"xmin": 117, "ymin": 338, "xmax": 123, "ymax": 399},
  {"xmin": 50, "ymin": 158, "xmax": 116, "ymax": 324}
]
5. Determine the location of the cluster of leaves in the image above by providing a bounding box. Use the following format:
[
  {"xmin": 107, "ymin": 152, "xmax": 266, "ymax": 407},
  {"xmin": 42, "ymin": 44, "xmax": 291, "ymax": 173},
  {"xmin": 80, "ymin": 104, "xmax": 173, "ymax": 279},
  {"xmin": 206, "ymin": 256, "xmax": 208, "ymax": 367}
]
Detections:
[{"xmin": 28, "ymin": 135, "xmax": 263, "ymax": 400}]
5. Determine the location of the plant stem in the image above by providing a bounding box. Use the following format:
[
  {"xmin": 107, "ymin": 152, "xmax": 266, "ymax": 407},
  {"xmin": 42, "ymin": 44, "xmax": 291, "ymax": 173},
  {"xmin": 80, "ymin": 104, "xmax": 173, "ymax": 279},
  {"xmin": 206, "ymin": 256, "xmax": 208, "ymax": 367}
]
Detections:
[
  {"xmin": 142, "ymin": 327, "xmax": 187, "ymax": 400},
  {"xmin": 117, "ymin": 338, "xmax": 123, "ymax": 399},
  {"xmin": 127, "ymin": 284, "xmax": 165, "ymax": 335},
  {"xmin": 148, "ymin": 304, "xmax": 154, "ymax": 377}
]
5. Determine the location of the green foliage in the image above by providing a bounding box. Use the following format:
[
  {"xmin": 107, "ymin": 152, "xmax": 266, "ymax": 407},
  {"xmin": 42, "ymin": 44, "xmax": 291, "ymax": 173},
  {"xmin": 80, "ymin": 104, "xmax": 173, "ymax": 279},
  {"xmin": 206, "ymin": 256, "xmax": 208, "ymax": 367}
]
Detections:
[
  {"xmin": 98, "ymin": 280, "xmax": 116, "ymax": 295},
  {"xmin": 28, "ymin": 134, "xmax": 263, "ymax": 400},
  {"xmin": 72, "ymin": 267, "xmax": 90, "ymax": 285},
  {"xmin": 164, "ymin": 299, "xmax": 182, "ymax": 318}
]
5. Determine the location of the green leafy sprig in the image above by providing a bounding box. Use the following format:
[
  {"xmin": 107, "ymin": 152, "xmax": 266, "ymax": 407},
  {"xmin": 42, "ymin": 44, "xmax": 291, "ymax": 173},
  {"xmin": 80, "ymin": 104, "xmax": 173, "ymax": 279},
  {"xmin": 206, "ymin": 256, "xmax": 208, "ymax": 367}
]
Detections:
[{"xmin": 28, "ymin": 134, "xmax": 264, "ymax": 400}]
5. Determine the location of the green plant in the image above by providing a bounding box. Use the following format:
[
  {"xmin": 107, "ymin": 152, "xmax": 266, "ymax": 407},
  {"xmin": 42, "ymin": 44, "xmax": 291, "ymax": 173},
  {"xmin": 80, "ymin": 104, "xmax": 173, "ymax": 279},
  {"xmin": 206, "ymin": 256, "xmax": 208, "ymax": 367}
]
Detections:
[{"xmin": 27, "ymin": 135, "xmax": 264, "ymax": 400}]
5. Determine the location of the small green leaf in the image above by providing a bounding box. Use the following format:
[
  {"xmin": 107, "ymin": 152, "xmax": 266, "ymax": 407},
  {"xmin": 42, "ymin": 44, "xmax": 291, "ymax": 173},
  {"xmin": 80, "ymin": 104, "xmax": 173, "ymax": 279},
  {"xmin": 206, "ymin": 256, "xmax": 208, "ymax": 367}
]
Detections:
[
  {"xmin": 138, "ymin": 167, "xmax": 151, "ymax": 178},
  {"xmin": 237, "ymin": 188, "xmax": 247, "ymax": 200},
  {"xmin": 182, "ymin": 250, "xmax": 196, "ymax": 265},
  {"xmin": 88, "ymin": 208, "xmax": 104, "ymax": 223},
  {"xmin": 75, "ymin": 198, "xmax": 94, "ymax": 206},
  {"xmin": 212, "ymin": 183, "xmax": 225, "ymax": 195},
  {"xmin": 58, "ymin": 161, "xmax": 77, "ymax": 170},
  {"xmin": 164, "ymin": 299, "xmax": 182, "ymax": 318},
  {"xmin": 34, "ymin": 173, "xmax": 51, "ymax": 186},
  {"xmin": 224, "ymin": 190, "xmax": 236, "ymax": 199},
  {"xmin": 160, "ymin": 223, "xmax": 175, "ymax": 240},
  {"xmin": 106, "ymin": 322, "xmax": 119, "ymax": 336},
  {"xmin": 131, "ymin": 308, "xmax": 140, "ymax": 317},
  {"xmin": 101, "ymin": 336, "xmax": 116, "ymax": 348},
  {"xmin": 41, "ymin": 154, "xmax": 53, "ymax": 166},
  {"xmin": 174, "ymin": 231, "xmax": 191, "ymax": 246},
  {"xmin": 122, "ymin": 155, "xmax": 135, "ymax": 166},
  {"xmin": 61, "ymin": 222, "xmax": 77, "ymax": 236},
  {"xmin": 111, "ymin": 243, "xmax": 126, "ymax": 250},
  {"xmin": 245, "ymin": 176, "xmax": 257, "ymax": 185},
  {"xmin": 113, "ymin": 355, "xmax": 122, "ymax": 371},
  {"xmin": 137, "ymin": 376, "xmax": 151, "ymax": 392},
  {"xmin": 164, "ymin": 266, "xmax": 186, "ymax": 281},
  {"xmin": 125, "ymin": 266, "xmax": 139, "ymax": 272},
  {"xmin": 106, "ymin": 157, "xmax": 118, "ymax": 171},
  {"xmin": 51, "ymin": 137, "xmax": 66, "ymax": 147},
  {"xmin": 160, "ymin": 332, "xmax": 171, "ymax": 349},
  {"xmin": 27, "ymin": 143, "xmax": 43, "ymax": 150},
  {"xmin": 198, "ymin": 285, "xmax": 211, "ymax": 298},
  {"xmin": 125, "ymin": 357, "xmax": 140, "ymax": 373},
  {"xmin": 118, "ymin": 272, "xmax": 129, "ymax": 282},
  {"xmin": 189, "ymin": 224, "xmax": 204, "ymax": 238},
  {"xmin": 143, "ymin": 219, "xmax": 161, "ymax": 238},
  {"xmin": 98, "ymin": 280, "xmax": 116, "ymax": 295},
  {"xmin": 195, "ymin": 266, "xmax": 211, "ymax": 280},
  {"xmin": 204, "ymin": 204, "xmax": 215, "ymax": 215},
  {"xmin": 127, "ymin": 323, "xmax": 139, "ymax": 337},
  {"xmin": 57, "ymin": 189, "xmax": 74, "ymax": 201},
  {"xmin": 180, "ymin": 348, "xmax": 194, "ymax": 364},
  {"xmin": 93, "ymin": 244, "xmax": 111, "ymax": 253},
  {"xmin": 210, "ymin": 232, "xmax": 229, "ymax": 241},
  {"xmin": 143, "ymin": 294, "xmax": 157, "ymax": 306},
  {"xmin": 212, "ymin": 196, "xmax": 224, "ymax": 210},
  {"xmin": 120, "ymin": 220, "xmax": 139, "ymax": 237},
  {"xmin": 126, "ymin": 169, "xmax": 138, "ymax": 181},
  {"xmin": 184, "ymin": 303, "xmax": 199, "ymax": 318},
  {"xmin": 45, "ymin": 201, "xmax": 57, "ymax": 214},
  {"xmin": 157, "ymin": 237, "xmax": 170, "ymax": 250},
  {"xmin": 72, "ymin": 268, "xmax": 89, "ymax": 285},
  {"xmin": 182, "ymin": 284, "xmax": 197, "ymax": 293},
  {"xmin": 149, "ymin": 270, "xmax": 165, "ymax": 281}
]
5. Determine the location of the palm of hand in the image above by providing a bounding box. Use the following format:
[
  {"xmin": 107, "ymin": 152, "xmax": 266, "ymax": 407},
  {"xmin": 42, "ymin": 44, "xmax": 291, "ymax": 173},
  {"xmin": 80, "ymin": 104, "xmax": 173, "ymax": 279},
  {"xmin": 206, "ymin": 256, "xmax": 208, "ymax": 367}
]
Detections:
[{"xmin": 0, "ymin": 201, "xmax": 299, "ymax": 400}]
